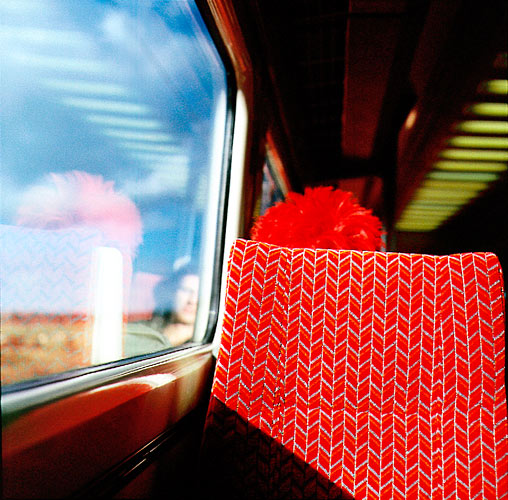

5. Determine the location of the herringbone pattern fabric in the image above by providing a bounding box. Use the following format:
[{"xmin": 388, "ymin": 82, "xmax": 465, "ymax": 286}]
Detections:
[
  {"xmin": 203, "ymin": 239, "xmax": 508, "ymax": 499},
  {"xmin": 0, "ymin": 225, "xmax": 104, "ymax": 384}
]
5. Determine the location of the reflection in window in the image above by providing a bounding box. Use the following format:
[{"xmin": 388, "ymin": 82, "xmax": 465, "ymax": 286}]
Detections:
[{"xmin": 0, "ymin": 0, "xmax": 229, "ymax": 385}]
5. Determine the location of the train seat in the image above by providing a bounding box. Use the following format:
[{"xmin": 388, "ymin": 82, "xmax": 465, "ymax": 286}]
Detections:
[
  {"xmin": 200, "ymin": 238, "xmax": 508, "ymax": 499},
  {"xmin": 0, "ymin": 224, "xmax": 128, "ymax": 384}
]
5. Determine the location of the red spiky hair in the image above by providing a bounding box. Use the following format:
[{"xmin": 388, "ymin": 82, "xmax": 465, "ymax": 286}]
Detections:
[{"xmin": 251, "ymin": 186, "xmax": 383, "ymax": 251}]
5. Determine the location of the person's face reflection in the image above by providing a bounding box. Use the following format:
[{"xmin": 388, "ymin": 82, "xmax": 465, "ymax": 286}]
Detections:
[{"xmin": 174, "ymin": 274, "xmax": 199, "ymax": 324}]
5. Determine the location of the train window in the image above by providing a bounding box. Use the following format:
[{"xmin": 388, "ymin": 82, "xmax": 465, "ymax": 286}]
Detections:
[
  {"xmin": 256, "ymin": 138, "xmax": 290, "ymax": 217},
  {"xmin": 0, "ymin": 0, "xmax": 230, "ymax": 386},
  {"xmin": 259, "ymin": 158, "xmax": 285, "ymax": 216}
]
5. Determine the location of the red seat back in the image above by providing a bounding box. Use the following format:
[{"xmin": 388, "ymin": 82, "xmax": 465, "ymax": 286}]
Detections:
[{"xmin": 201, "ymin": 239, "xmax": 508, "ymax": 499}]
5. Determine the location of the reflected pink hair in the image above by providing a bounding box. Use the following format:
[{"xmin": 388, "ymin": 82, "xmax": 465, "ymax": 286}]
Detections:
[{"xmin": 16, "ymin": 170, "xmax": 142, "ymax": 256}]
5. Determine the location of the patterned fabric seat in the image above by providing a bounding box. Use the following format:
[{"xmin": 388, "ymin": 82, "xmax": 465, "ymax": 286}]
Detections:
[{"xmin": 200, "ymin": 239, "xmax": 508, "ymax": 499}]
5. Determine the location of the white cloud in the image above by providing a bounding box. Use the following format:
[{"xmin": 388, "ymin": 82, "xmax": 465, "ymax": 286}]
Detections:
[{"xmin": 122, "ymin": 160, "xmax": 189, "ymax": 198}]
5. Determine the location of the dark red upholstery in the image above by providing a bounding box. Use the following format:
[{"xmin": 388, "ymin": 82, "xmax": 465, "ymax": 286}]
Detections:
[{"xmin": 201, "ymin": 239, "xmax": 508, "ymax": 499}]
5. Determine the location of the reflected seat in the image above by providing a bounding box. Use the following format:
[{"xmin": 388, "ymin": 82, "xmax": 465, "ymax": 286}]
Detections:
[
  {"xmin": 0, "ymin": 225, "xmax": 103, "ymax": 383},
  {"xmin": 200, "ymin": 239, "xmax": 508, "ymax": 499},
  {"xmin": 0, "ymin": 225, "xmax": 126, "ymax": 384}
]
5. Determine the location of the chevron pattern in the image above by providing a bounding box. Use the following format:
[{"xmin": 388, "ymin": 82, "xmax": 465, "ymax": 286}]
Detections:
[
  {"xmin": 0, "ymin": 225, "xmax": 104, "ymax": 384},
  {"xmin": 0, "ymin": 225, "xmax": 104, "ymax": 314},
  {"xmin": 204, "ymin": 239, "xmax": 508, "ymax": 499}
]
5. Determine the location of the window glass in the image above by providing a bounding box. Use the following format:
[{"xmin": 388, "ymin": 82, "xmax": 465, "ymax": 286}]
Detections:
[
  {"xmin": 0, "ymin": 0, "xmax": 229, "ymax": 385},
  {"xmin": 260, "ymin": 160, "xmax": 285, "ymax": 216}
]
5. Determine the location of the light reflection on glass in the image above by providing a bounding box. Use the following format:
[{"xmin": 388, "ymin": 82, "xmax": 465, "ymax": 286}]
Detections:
[
  {"xmin": 86, "ymin": 115, "xmax": 162, "ymax": 129},
  {"xmin": 0, "ymin": 26, "xmax": 92, "ymax": 49},
  {"xmin": 62, "ymin": 97, "xmax": 150, "ymax": 114},
  {"xmin": 129, "ymin": 152, "xmax": 182, "ymax": 163},
  {"xmin": 9, "ymin": 52, "xmax": 109, "ymax": 73},
  {"xmin": 120, "ymin": 143, "xmax": 181, "ymax": 153},
  {"xmin": 102, "ymin": 129, "xmax": 174, "ymax": 142},
  {"xmin": 42, "ymin": 79, "xmax": 130, "ymax": 96}
]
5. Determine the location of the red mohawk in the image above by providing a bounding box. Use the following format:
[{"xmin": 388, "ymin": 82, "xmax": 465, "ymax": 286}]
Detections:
[{"xmin": 251, "ymin": 186, "xmax": 383, "ymax": 251}]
